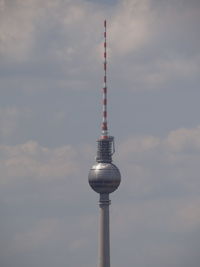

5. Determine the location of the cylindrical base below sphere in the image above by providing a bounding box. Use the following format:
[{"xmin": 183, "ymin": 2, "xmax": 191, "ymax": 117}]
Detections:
[{"xmin": 99, "ymin": 193, "xmax": 111, "ymax": 267}]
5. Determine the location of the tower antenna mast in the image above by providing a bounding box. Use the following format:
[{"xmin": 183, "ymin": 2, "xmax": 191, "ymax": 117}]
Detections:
[{"xmin": 102, "ymin": 20, "xmax": 108, "ymax": 139}]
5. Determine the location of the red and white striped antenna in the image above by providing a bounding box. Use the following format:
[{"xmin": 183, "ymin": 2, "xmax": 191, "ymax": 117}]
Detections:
[{"xmin": 101, "ymin": 19, "xmax": 108, "ymax": 139}]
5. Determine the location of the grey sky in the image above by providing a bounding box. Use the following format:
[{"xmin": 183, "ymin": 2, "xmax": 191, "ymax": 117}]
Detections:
[{"xmin": 0, "ymin": 0, "xmax": 200, "ymax": 266}]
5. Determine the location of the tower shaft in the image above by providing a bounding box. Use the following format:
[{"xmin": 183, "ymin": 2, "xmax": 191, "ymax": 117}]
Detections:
[{"xmin": 99, "ymin": 194, "xmax": 110, "ymax": 267}]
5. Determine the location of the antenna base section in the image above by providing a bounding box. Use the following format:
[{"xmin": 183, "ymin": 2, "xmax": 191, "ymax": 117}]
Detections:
[{"xmin": 96, "ymin": 136, "xmax": 115, "ymax": 163}]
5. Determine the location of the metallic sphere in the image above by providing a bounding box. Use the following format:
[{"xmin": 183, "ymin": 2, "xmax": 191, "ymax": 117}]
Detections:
[{"xmin": 88, "ymin": 162, "xmax": 121, "ymax": 194}]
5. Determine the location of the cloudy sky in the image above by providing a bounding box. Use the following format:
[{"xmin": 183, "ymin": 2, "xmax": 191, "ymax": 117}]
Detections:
[{"xmin": 1, "ymin": 0, "xmax": 200, "ymax": 266}]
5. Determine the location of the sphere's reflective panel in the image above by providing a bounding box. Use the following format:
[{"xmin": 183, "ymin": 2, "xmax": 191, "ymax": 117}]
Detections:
[{"xmin": 88, "ymin": 163, "xmax": 121, "ymax": 194}]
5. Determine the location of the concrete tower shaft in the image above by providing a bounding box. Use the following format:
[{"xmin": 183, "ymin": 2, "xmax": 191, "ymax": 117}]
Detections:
[{"xmin": 99, "ymin": 194, "xmax": 110, "ymax": 267}]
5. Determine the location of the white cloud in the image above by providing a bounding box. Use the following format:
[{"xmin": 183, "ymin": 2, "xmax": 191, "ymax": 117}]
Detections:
[
  {"xmin": 0, "ymin": 0, "xmax": 39, "ymax": 60},
  {"xmin": 108, "ymin": 0, "xmax": 200, "ymax": 91},
  {"xmin": 117, "ymin": 125, "xmax": 200, "ymax": 210},
  {"xmin": 1, "ymin": 0, "xmax": 199, "ymax": 93},
  {"xmin": 0, "ymin": 0, "xmax": 104, "ymax": 62},
  {"xmin": 109, "ymin": 0, "xmax": 152, "ymax": 55},
  {"xmin": 143, "ymin": 56, "xmax": 200, "ymax": 89},
  {"xmin": 120, "ymin": 135, "xmax": 160, "ymax": 156},
  {"xmin": 0, "ymin": 141, "xmax": 82, "ymax": 185},
  {"xmin": 165, "ymin": 127, "xmax": 200, "ymax": 152},
  {"xmin": 119, "ymin": 126, "xmax": 200, "ymax": 158}
]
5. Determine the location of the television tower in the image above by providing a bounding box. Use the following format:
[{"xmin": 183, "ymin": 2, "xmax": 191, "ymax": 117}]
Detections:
[{"xmin": 88, "ymin": 20, "xmax": 121, "ymax": 267}]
